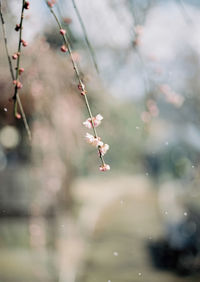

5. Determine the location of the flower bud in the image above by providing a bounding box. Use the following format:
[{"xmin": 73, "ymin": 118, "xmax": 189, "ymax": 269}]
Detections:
[
  {"xmin": 13, "ymin": 80, "xmax": 22, "ymax": 88},
  {"xmin": 12, "ymin": 53, "xmax": 18, "ymax": 60},
  {"xmin": 47, "ymin": 1, "xmax": 54, "ymax": 8},
  {"xmin": 81, "ymin": 91, "xmax": 86, "ymax": 96},
  {"xmin": 60, "ymin": 45, "xmax": 67, "ymax": 52},
  {"xmin": 60, "ymin": 29, "xmax": 66, "ymax": 35},
  {"xmin": 21, "ymin": 39, "xmax": 28, "ymax": 47},
  {"xmin": 15, "ymin": 113, "xmax": 21, "ymax": 119},
  {"xmin": 24, "ymin": 1, "xmax": 30, "ymax": 9},
  {"xmin": 15, "ymin": 24, "xmax": 20, "ymax": 31}
]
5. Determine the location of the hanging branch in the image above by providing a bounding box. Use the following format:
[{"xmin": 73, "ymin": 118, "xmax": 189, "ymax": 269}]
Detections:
[
  {"xmin": 0, "ymin": 1, "xmax": 14, "ymax": 80},
  {"xmin": 176, "ymin": 0, "xmax": 193, "ymax": 25},
  {"xmin": 0, "ymin": 0, "xmax": 31, "ymax": 141},
  {"xmin": 71, "ymin": 0, "xmax": 99, "ymax": 74},
  {"xmin": 46, "ymin": 1, "xmax": 110, "ymax": 171}
]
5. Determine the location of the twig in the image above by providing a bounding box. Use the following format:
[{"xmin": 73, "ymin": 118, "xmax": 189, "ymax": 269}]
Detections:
[
  {"xmin": 71, "ymin": 0, "xmax": 99, "ymax": 74},
  {"xmin": 13, "ymin": 0, "xmax": 25, "ymax": 110},
  {"xmin": 176, "ymin": 0, "xmax": 193, "ymax": 25},
  {"xmin": 55, "ymin": 2, "xmax": 74, "ymax": 48},
  {"xmin": 0, "ymin": 1, "xmax": 14, "ymax": 80},
  {"xmin": 0, "ymin": 0, "xmax": 31, "ymax": 142},
  {"xmin": 46, "ymin": 2, "xmax": 106, "ymax": 167}
]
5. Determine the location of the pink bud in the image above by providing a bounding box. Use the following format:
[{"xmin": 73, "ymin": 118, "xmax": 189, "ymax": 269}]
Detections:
[
  {"xmin": 60, "ymin": 45, "xmax": 67, "ymax": 52},
  {"xmin": 99, "ymin": 164, "xmax": 110, "ymax": 172},
  {"xmin": 78, "ymin": 83, "xmax": 85, "ymax": 91},
  {"xmin": 15, "ymin": 24, "xmax": 20, "ymax": 31},
  {"xmin": 19, "ymin": 68, "xmax": 24, "ymax": 75},
  {"xmin": 15, "ymin": 113, "xmax": 21, "ymax": 119},
  {"xmin": 12, "ymin": 53, "xmax": 18, "ymax": 60},
  {"xmin": 60, "ymin": 29, "xmax": 66, "ymax": 35},
  {"xmin": 47, "ymin": 1, "xmax": 54, "ymax": 7},
  {"xmin": 21, "ymin": 39, "xmax": 28, "ymax": 47},
  {"xmin": 16, "ymin": 81, "xmax": 23, "ymax": 89},
  {"xmin": 81, "ymin": 91, "xmax": 86, "ymax": 96},
  {"xmin": 24, "ymin": 1, "xmax": 30, "ymax": 9}
]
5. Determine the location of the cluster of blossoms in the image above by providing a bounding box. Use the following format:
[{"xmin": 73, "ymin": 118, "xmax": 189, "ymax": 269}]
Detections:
[
  {"xmin": 159, "ymin": 84, "xmax": 184, "ymax": 108},
  {"xmin": 84, "ymin": 114, "xmax": 110, "ymax": 171},
  {"xmin": 83, "ymin": 114, "xmax": 103, "ymax": 128},
  {"xmin": 46, "ymin": 3, "xmax": 110, "ymax": 172}
]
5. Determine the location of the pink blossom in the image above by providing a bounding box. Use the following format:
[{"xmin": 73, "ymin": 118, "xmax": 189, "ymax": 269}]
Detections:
[
  {"xmin": 99, "ymin": 144, "xmax": 109, "ymax": 156},
  {"xmin": 83, "ymin": 119, "xmax": 92, "ymax": 129},
  {"xmin": 99, "ymin": 164, "xmax": 110, "ymax": 172},
  {"xmin": 85, "ymin": 133, "xmax": 103, "ymax": 147},
  {"xmin": 83, "ymin": 114, "xmax": 103, "ymax": 129}
]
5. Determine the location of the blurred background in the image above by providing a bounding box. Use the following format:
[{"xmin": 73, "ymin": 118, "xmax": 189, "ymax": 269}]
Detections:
[{"xmin": 1, "ymin": 0, "xmax": 200, "ymax": 281}]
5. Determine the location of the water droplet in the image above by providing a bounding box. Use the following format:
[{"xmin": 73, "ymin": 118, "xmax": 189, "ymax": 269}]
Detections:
[
  {"xmin": 136, "ymin": 126, "xmax": 140, "ymax": 130},
  {"xmin": 138, "ymin": 272, "xmax": 142, "ymax": 276},
  {"xmin": 184, "ymin": 212, "xmax": 187, "ymax": 216},
  {"xmin": 113, "ymin": 251, "xmax": 118, "ymax": 256},
  {"xmin": 3, "ymin": 108, "xmax": 7, "ymax": 112}
]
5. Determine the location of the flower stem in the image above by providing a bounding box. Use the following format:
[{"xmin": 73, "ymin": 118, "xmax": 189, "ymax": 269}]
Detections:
[
  {"xmin": 0, "ymin": 0, "xmax": 31, "ymax": 142},
  {"xmin": 46, "ymin": 2, "xmax": 105, "ymax": 166},
  {"xmin": 71, "ymin": 0, "xmax": 99, "ymax": 74},
  {"xmin": 0, "ymin": 1, "xmax": 14, "ymax": 80}
]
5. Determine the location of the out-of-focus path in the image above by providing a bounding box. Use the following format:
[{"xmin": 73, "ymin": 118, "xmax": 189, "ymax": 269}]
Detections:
[{"xmin": 73, "ymin": 175, "xmax": 200, "ymax": 282}]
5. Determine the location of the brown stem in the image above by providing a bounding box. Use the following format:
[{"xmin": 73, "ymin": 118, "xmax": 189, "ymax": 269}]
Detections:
[
  {"xmin": 0, "ymin": 0, "xmax": 31, "ymax": 142},
  {"xmin": 71, "ymin": 0, "xmax": 99, "ymax": 74},
  {"xmin": 47, "ymin": 2, "xmax": 106, "ymax": 166}
]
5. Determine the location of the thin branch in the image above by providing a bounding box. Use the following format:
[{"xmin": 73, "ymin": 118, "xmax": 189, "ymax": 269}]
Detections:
[
  {"xmin": 13, "ymin": 0, "xmax": 32, "ymax": 141},
  {"xmin": 0, "ymin": 1, "xmax": 14, "ymax": 80},
  {"xmin": 46, "ymin": 2, "xmax": 106, "ymax": 167},
  {"xmin": 176, "ymin": 0, "xmax": 193, "ymax": 25},
  {"xmin": 55, "ymin": 2, "xmax": 74, "ymax": 48},
  {"xmin": 16, "ymin": 95, "xmax": 32, "ymax": 141},
  {"xmin": 71, "ymin": 0, "xmax": 99, "ymax": 74},
  {"xmin": 13, "ymin": 0, "xmax": 25, "ymax": 104},
  {"xmin": 0, "ymin": 0, "xmax": 31, "ymax": 142}
]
